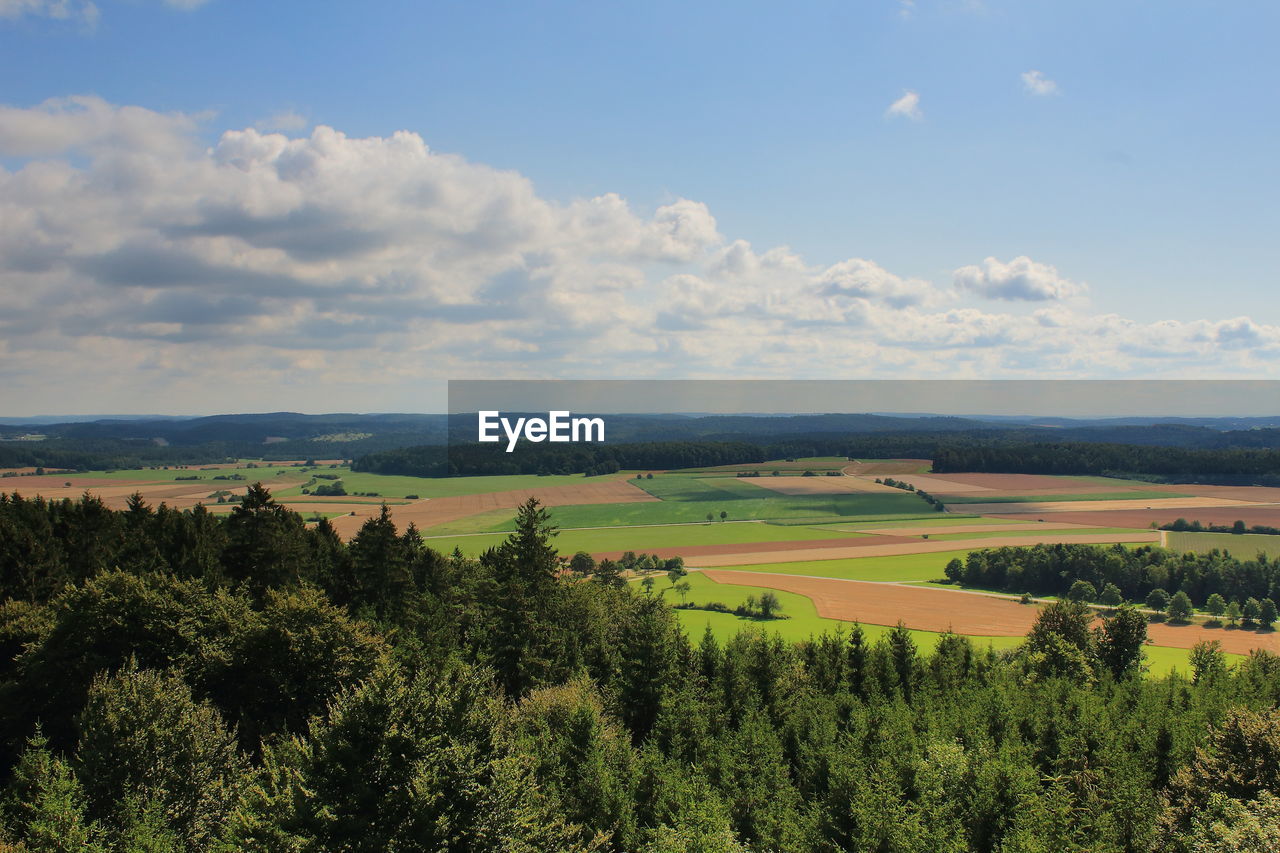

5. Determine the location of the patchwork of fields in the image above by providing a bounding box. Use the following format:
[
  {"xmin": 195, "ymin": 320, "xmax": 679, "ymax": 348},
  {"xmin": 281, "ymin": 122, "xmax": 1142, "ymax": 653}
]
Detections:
[{"xmin": 10, "ymin": 456, "xmax": 1280, "ymax": 671}]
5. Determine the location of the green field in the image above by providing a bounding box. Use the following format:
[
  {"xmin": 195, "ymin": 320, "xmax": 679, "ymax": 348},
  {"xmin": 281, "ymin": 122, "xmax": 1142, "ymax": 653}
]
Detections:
[
  {"xmin": 927, "ymin": 527, "xmax": 1146, "ymax": 541},
  {"xmin": 673, "ymin": 456, "xmax": 856, "ymax": 474},
  {"xmin": 643, "ymin": 572, "xmax": 1021, "ymax": 651},
  {"xmin": 943, "ymin": 490, "xmax": 1190, "ymax": 504},
  {"xmin": 695, "ymin": 550, "xmax": 973, "ymax": 582},
  {"xmin": 653, "ymin": 573, "xmax": 1210, "ymax": 674},
  {"xmin": 275, "ymin": 469, "xmax": 626, "ymax": 500},
  {"xmin": 1165, "ymin": 530, "xmax": 1280, "ymax": 560},
  {"xmin": 80, "ymin": 464, "xmax": 627, "ymax": 502},
  {"xmin": 421, "ymin": 521, "xmax": 871, "ymax": 557}
]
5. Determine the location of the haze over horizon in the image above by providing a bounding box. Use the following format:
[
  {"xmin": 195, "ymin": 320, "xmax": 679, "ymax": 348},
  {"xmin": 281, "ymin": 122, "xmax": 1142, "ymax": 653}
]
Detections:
[{"xmin": 2, "ymin": 1, "xmax": 1277, "ymax": 414}]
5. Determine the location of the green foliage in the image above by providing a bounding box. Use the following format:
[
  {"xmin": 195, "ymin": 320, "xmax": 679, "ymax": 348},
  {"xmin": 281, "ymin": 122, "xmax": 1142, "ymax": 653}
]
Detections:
[
  {"xmin": 230, "ymin": 663, "xmax": 588, "ymax": 852},
  {"xmin": 75, "ymin": 663, "xmax": 245, "ymax": 848},
  {"xmin": 1147, "ymin": 588, "xmax": 1171, "ymax": 612},
  {"xmin": 1168, "ymin": 591, "xmax": 1195, "ymax": 622}
]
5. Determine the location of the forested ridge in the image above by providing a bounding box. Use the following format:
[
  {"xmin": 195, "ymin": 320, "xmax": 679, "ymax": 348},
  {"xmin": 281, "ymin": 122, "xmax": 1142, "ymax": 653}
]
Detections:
[
  {"xmin": 2, "ymin": 489, "xmax": 1280, "ymax": 850},
  {"xmin": 932, "ymin": 443, "xmax": 1280, "ymax": 484}
]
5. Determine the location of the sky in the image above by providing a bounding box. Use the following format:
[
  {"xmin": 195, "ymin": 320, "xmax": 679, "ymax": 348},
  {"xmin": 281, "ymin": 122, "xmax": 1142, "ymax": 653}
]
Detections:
[{"xmin": 1, "ymin": 0, "xmax": 1278, "ymax": 415}]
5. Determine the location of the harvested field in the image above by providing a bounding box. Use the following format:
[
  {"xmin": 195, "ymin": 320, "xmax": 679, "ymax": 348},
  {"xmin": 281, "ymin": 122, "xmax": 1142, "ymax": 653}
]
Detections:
[
  {"xmin": 5, "ymin": 476, "xmax": 304, "ymax": 509},
  {"xmin": 960, "ymin": 497, "xmax": 1260, "ymax": 515},
  {"xmin": 991, "ymin": 507, "xmax": 1280, "ymax": 529},
  {"xmin": 881, "ymin": 475, "xmax": 994, "ymax": 493},
  {"xmin": 745, "ymin": 476, "xmax": 899, "ymax": 495},
  {"xmin": 590, "ymin": 535, "xmax": 921, "ymax": 563},
  {"xmin": 329, "ymin": 480, "xmax": 659, "ymax": 538},
  {"xmin": 855, "ymin": 521, "xmax": 1107, "ymax": 536},
  {"xmin": 917, "ymin": 473, "xmax": 1131, "ymax": 491},
  {"xmin": 700, "ymin": 570, "xmax": 1280, "ymax": 654},
  {"xmin": 842, "ymin": 459, "xmax": 932, "ymax": 477},
  {"xmin": 701, "ymin": 570, "xmax": 1036, "ymax": 635},
  {"xmin": 684, "ymin": 531, "xmax": 1160, "ymax": 567},
  {"xmin": 1130, "ymin": 483, "xmax": 1280, "ymax": 502}
]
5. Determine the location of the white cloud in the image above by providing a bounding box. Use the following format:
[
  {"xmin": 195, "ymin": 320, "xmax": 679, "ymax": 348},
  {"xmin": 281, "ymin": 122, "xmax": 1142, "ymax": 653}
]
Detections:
[
  {"xmin": 0, "ymin": 95, "xmax": 1275, "ymax": 413},
  {"xmin": 0, "ymin": 0, "xmax": 96, "ymax": 24},
  {"xmin": 886, "ymin": 90, "xmax": 922, "ymax": 120},
  {"xmin": 1021, "ymin": 70, "xmax": 1059, "ymax": 96},
  {"xmin": 0, "ymin": 0, "xmax": 203, "ymax": 25},
  {"xmin": 254, "ymin": 110, "xmax": 308, "ymax": 133},
  {"xmin": 953, "ymin": 256, "xmax": 1087, "ymax": 301}
]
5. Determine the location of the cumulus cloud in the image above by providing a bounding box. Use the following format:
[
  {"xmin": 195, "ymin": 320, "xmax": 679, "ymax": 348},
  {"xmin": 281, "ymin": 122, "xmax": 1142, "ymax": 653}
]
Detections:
[
  {"xmin": 953, "ymin": 256, "xmax": 1087, "ymax": 301},
  {"xmin": 0, "ymin": 95, "xmax": 1276, "ymax": 413},
  {"xmin": 1021, "ymin": 70, "xmax": 1059, "ymax": 96},
  {"xmin": 886, "ymin": 90, "xmax": 922, "ymax": 120}
]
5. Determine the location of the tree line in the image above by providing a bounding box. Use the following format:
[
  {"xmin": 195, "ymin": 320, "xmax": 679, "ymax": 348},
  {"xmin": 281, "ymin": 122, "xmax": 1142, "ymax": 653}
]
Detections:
[
  {"xmin": 3, "ymin": 489, "xmax": 1280, "ymax": 849},
  {"xmin": 944, "ymin": 542, "xmax": 1280, "ymax": 611},
  {"xmin": 932, "ymin": 442, "xmax": 1280, "ymax": 484}
]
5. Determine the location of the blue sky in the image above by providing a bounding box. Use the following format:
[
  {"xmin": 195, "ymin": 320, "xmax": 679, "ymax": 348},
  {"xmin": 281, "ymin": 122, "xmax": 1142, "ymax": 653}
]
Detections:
[{"xmin": 1, "ymin": 0, "xmax": 1278, "ymax": 413}]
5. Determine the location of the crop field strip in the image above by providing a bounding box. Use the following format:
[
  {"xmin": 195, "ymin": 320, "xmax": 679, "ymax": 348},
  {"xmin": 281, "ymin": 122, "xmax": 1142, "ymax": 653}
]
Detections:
[
  {"xmin": 678, "ymin": 531, "xmax": 1160, "ymax": 567},
  {"xmin": 698, "ymin": 570, "xmax": 1280, "ymax": 656},
  {"xmin": 658, "ymin": 574, "xmax": 1234, "ymax": 674}
]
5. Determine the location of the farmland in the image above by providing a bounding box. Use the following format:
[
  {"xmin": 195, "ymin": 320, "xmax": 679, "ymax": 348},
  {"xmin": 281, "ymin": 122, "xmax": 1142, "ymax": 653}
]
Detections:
[{"xmin": 9, "ymin": 454, "xmax": 1280, "ymax": 664}]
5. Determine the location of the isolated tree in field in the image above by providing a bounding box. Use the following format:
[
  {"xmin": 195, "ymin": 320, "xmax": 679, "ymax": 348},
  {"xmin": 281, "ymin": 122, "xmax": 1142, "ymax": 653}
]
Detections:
[
  {"xmin": 674, "ymin": 580, "xmax": 691, "ymax": 604},
  {"xmin": 1206, "ymin": 593, "xmax": 1227, "ymax": 617},
  {"xmin": 1226, "ymin": 599, "xmax": 1243, "ymax": 626},
  {"xmin": 705, "ymin": 512, "xmax": 714, "ymax": 523},
  {"xmin": 569, "ymin": 551, "xmax": 595, "ymax": 578},
  {"xmin": 1243, "ymin": 597, "xmax": 1262, "ymax": 627},
  {"xmin": 1099, "ymin": 583, "xmax": 1123, "ymax": 607},
  {"xmin": 759, "ymin": 591, "xmax": 782, "ymax": 619},
  {"xmin": 666, "ymin": 564, "xmax": 687, "ymax": 586},
  {"xmin": 640, "ymin": 576, "xmax": 655, "ymax": 595},
  {"xmin": 1067, "ymin": 580, "xmax": 1097, "ymax": 603},
  {"xmin": 1146, "ymin": 588, "xmax": 1170, "ymax": 612},
  {"xmin": 719, "ymin": 510, "xmax": 727, "ymax": 522},
  {"xmin": 1261, "ymin": 598, "xmax": 1279, "ymax": 628},
  {"xmin": 1167, "ymin": 591, "xmax": 1194, "ymax": 623}
]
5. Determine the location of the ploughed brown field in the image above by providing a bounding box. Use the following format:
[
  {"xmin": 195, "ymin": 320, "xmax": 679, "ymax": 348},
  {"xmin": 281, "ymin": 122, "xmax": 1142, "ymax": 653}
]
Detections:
[
  {"xmin": 682, "ymin": 531, "xmax": 1161, "ymax": 567},
  {"xmin": 328, "ymin": 480, "xmax": 659, "ymax": 538},
  {"xmin": 745, "ymin": 476, "xmax": 900, "ymax": 495},
  {"xmin": 700, "ymin": 570, "xmax": 1280, "ymax": 655}
]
